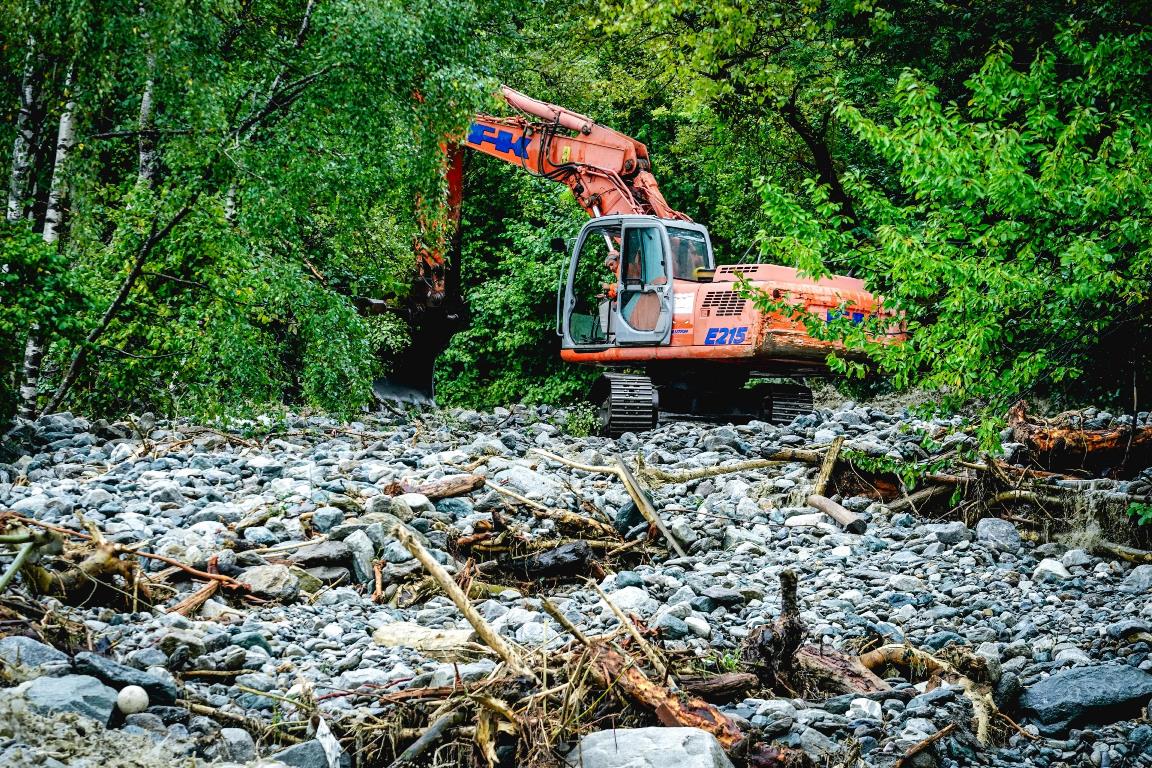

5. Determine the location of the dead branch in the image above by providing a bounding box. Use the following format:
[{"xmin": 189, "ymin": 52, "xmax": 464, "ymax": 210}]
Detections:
[
  {"xmin": 590, "ymin": 580, "xmax": 668, "ymax": 680},
  {"xmin": 615, "ymin": 457, "xmax": 689, "ymax": 557},
  {"xmin": 813, "ymin": 436, "xmax": 844, "ymax": 497},
  {"xmin": 893, "ymin": 723, "xmax": 957, "ymax": 768},
  {"xmin": 392, "ymin": 524, "xmax": 536, "ymax": 681},
  {"xmin": 387, "ymin": 707, "xmax": 468, "ymax": 768},
  {"xmin": 586, "ymin": 641, "xmax": 744, "ymax": 750}
]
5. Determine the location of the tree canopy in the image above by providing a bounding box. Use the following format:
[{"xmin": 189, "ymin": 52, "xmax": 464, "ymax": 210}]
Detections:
[{"xmin": 3, "ymin": 0, "xmax": 1150, "ymax": 421}]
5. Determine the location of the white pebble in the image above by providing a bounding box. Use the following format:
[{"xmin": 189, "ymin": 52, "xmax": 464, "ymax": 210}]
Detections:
[{"xmin": 117, "ymin": 685, "xmax": 150, "ymax": 714}]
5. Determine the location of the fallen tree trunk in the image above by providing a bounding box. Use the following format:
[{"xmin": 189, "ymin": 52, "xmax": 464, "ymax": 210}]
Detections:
[{"xmin": 1008, "ymin": 400, "xmax": 1152, "ymax": 473}]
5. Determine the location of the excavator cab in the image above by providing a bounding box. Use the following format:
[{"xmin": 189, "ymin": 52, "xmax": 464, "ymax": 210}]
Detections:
[{"xmin": 559, "ymin": 215, "xmax": 713, "ymax": 350}]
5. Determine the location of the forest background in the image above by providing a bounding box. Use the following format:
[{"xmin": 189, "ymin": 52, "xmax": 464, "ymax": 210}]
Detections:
[{"xmin": 2, "ymin": 0, "xmax": 1150, "ymax": 424}]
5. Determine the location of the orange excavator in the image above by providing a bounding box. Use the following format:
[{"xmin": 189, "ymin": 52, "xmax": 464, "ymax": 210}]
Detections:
[{"xmin": 378, "ymin": 86, "xmax": 899, "ymax": 434}]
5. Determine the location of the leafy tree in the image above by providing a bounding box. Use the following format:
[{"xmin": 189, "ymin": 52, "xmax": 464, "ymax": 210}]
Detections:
[{"xmin": 750, "ymin": 26, "xmax": 1152, "ymax": 416}]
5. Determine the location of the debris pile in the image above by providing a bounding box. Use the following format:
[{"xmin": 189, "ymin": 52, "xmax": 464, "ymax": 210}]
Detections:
[{"xmin": 2, "ymin": 400, "xmax": 1152, "ymax": 768}]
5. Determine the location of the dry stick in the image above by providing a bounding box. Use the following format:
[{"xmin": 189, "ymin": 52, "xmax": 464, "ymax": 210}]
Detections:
[
  {"xmin": 387, "ymin": 707, "xmax": 467, "ymax": 768},
  {"xmin": 813, "ymin": 435, "xmax": 844, "ymax": 497},
  {"xmin": 807, "ymin": 494, "xmax": 867, "ymax": 534},
  {"xmin": 615, "ymin": 457, "xmax": 689, "ymax": 558},
  {"xmin": 168, "ymin": 580, "xmax": 218, "ymax": 616},
  {"xmin": 185, "ymin": 701, "xmax": 305, "ymax": 743},
  {"xmin": 589, "ymin": 580, "xmax": 668, "ymax": 682},
  {"xmin": 540, "ymin": 596, "xmax": 590, "ymax": 647},
  {"xmin": 391, "ymin": 524, "xmax": 536, "ymax": 682},
  {"xmin": 486, "ymin": 482, "xmax": 618, "ymax": 538},
  {"xmin": 893, "ymin": 723, "xmax": 957, "ymax": 768},
  {"xmin": 887, "ymin": 485, "xmax": 953, "ymax": 514}
]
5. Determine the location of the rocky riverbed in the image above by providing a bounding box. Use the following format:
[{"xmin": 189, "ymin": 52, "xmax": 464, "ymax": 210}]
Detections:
[{"xmin": 2, "ymin": 403, "xmax": 1152, "ymax": 768}]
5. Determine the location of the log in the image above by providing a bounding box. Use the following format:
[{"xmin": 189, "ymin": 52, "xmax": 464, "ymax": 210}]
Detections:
[
  {"xmin": 383, "ymin": 474, "xmax": 485, "ymax": 500},
  {"xmin": 794, "ymin": 646, "xmax": 889, "ymax": 695},
  {"xmin": 807, "ymin": 494, "xmax": 866, "ymax": 534},
  {"xmin": 813, "ymin": 436, "xmax": 844, "ymax": 497},
  {"xmin": 1008, "ymin": 399, "xmax": 1152, "ymax": 472},
  {"xmin": 501, "ymin": 541, "xmax": 594, "ymax": 580},
  {"xmin": 415, "ymin": 473, "xmax": 485, "ymax": 500},
  {"xmin": 679, "ymin": 672, "xmax": 760, "ymax": 704},
  {"xmin": 586, "ymin": 641, "xmax": 744, "ymax": 750},
  {"xmin": 387, "ymin": 707, "xmax": 467, "ymax": 768}
]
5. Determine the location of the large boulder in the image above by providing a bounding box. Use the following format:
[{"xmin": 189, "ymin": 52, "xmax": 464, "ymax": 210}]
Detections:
[
  {"xmin": 1018, "ymin": 664, "xmax": 1152, "ymax": 734},
  {"xmin": 563, "ymin": 727, "xmax": 735, "ymax": 768},
  {"xmin": 74, "ymin": 652, "xmax": 178, "ymax": 705},
  {"xmin": 239, "ymin": 564, "xmax": 300, "ymax": 601},
  {"xmin": 19, "ymin": 674, "xmax": 119, "ymax": 724}
]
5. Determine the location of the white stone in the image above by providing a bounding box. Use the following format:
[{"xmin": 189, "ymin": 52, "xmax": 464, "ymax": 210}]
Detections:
[
  {"xmin": 563, "ymin": 727, "xmax": 734, "ymax": 768},
  {"xmin": 116, "ymin": 685, "xmax": 150, "ymax": 715},
  {"xmin": 684, "ymin": 616, "xmax": 711, "ymax": 639},
  {"xmin": 1033, "ymin": 558, "xmax": 1073, "ymax": 583},
  {"xmin": 847, "ymin": 697, "xmax": 883, "ymax": 721},
  {"xmin": 601, "ymin": 586, "xmax": 659, "ymax": 617}
]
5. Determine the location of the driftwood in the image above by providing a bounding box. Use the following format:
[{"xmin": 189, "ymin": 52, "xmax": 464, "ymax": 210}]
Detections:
[
  {"xmin": 615, "ymin": 457, "xmax": 689, "ymax": 557},
  {"xmin": 387, "ymin": 707, "xmax": 468, "ymax": 768},
  {"xmin": 1008, "ymin": 399, "xmax": 1152, "ymax": 472},
  {"xmin": 679, "ymin": 672, "xmax": 760, "ymax": 703},
  {"xmin": 382, "ymin": 473, "xmax": 485, "ymax": 500},
  {"xmin": 859, "ymin": 644, "xmax": 993, "ymax": 745},
  {"xmin": 499, "ymin": 541, "xmax": 595, "ymax": 580},
  {"xmin": 392, "ymin": 524, "xmax": 536, "ymax": 680},
  {"xmin": 741, "ymin": 570, "xmax": 805, "ymax": 692},
  {"xmin": 795, "ymin": 647, "xmax": 889, "ymax": 695},
  {"xmin": 894, "ymin": 723, "xmax": 957, "ymax": 768},
  {"xmin": 813, "ymin": 436, "xmax": 844, "ymax": 497},
  {"xmin": 807, "ymin": 494, "xmax": 866, "ymax": 534},
  {"xmin": 586, "ymin": 641, "xmax": 743, "ymax": 749},
  {"xmin": 486, "ymin": 482, "xmax": 618, "ymax": 538}
]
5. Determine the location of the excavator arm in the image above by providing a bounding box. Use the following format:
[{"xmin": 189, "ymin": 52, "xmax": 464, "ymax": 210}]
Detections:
[
  {"xmin": 379, "ymin": 86, "xmax": 688, "ymax": 403},
  {"xmin": 465, "ymin": 86, "xmax": 689, "ymax": 221}
]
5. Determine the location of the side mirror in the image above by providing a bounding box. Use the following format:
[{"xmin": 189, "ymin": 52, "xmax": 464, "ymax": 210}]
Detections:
[{"xmin": 549, "ymin": 237, "xmax": 567, "ymax": 253}]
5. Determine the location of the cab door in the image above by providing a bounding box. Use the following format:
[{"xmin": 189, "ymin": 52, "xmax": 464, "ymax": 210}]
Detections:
[{"xmin": 614, "ymin": 222, "xmax": 672, "ymax": 345}]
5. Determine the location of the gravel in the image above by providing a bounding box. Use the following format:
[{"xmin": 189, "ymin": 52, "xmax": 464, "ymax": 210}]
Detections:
[{"xmin": 3, "ymin": 403, "xmax": 1152, "ymax": 767}]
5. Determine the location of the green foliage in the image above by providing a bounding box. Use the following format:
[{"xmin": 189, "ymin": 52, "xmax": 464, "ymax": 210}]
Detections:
[
  {"xmin": 750, "ymin": 26, "xmax": 1152, "ymax": 415},
  {"xmin": 1129, "ymin": 503, "xmax": 1152, "ymax": 527},
  {"xmin": 562, "ymin": 402, "xmax": 601, "ymax": 438},
  {"xmin": 436, "ymin": 170, "xmax": 599, "ymax": 407}
]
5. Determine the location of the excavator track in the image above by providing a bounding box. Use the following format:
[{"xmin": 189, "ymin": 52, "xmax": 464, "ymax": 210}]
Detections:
[
  {"xmin": 597, "ymin": 374, "xmax": 659, "ymax": 437},
  {"xmin": 762, "ymin": 383, "xmax": 815, "ymax": 426}
]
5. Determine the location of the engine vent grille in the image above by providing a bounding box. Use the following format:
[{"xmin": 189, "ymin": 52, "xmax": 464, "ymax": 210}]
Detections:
[{"xmin": 701, "ymin": 289, "xmax": 747, "ymax": 317}]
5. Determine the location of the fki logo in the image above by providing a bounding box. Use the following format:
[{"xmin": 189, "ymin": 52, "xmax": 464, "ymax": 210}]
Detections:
[{"xmin": 467, "ymin": 124, "xmax": 531, "ymax": 159}]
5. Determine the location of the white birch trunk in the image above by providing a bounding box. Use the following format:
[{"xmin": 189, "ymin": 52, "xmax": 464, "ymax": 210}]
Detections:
[
  {"xmin": 137, "ymin": 4, "xmax": 157, "ymax": 185},
  {"xmin": 18, "ymin": 68, "xmax": 76, "ymax": 419},
  {"xmin": 6, "ymin": 43, "xmax": 37, "ymax": 222}
]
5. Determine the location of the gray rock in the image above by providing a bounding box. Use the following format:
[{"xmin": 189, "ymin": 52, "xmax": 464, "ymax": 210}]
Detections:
[
  {"xmin": 344, "ymin": 529, "xmax": 375, "ymax": 583},
  {"xmin": 289, "ymin": 540, "xmax": 352, "ymax": 568},
  {"xmin": 0, "ymin": 636, "xmax": 71, "ymax": 680},
  {"xmin": 212, "ymin": 727, "xmax": 257, "ymax": 762},
  {"xmin": 21, "ymin": 674, "xmax": 119, "ymax": 724},
  {"xmin": 239, "ymin": 564, "xmax": 300, "ymax": 601},
  {"xmin": 390, "ymin": 492, "xmax": 434, "ymax": 521},
  {"xmin": 1122, "ymin": 564, "xmax": 1152, "ymax": 592},
  {"xmin": 918, "ymin": 521, "xmax": 971, "ymax": 544},
  {"xmin": 975, "ymin": 518, "xmax": 1021, "ymax": 552},
  {"xmin": 311, "ymin": 506, "xmax": 344, "ymax": 532},
  {"xmin": 74, "ymin": 652, "xmax": 178, "ymax": 704},
  {"xmin": 563, "ymin": 727, "xmax": 735, "ymax": 768},
  {"xmin": 1018, "ymin": 664, "xmax": 1152, "ymax": 734},
  {"xmin": 272, "ymin": 739, "xmax": 350, "ymax": 768}
]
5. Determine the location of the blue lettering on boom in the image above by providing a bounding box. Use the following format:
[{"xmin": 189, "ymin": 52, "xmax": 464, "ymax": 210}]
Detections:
[{"xmin": 467, "ymin": 124, "xmax": 531, "ymax": 159}]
